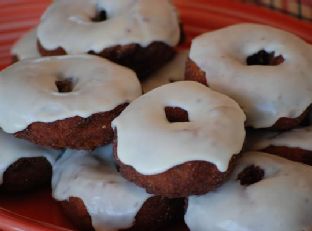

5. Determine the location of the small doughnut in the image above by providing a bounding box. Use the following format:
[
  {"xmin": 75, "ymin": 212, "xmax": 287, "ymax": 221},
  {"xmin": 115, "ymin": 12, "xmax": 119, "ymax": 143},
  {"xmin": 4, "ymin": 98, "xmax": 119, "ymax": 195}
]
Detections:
[
  {"xmin": 52, "ymin": 147, "xmax": 184, "ymax": 231},
  {"xmin": 186, "ymin": 23, "xmax": 312, "ymax": 130},
  {"xmin": 0, "ymin": 55, "xmax": 141, "ymax": 149},
  {"xmin": 0, "ymin": 130, "xmax": 60, "ymax": 192},
  {"xmin": 37, "ymin": 0, "xmax": 181, "ymax": 79},
  {"xmin": 11, "ymin": 27, "xmax": 40, "ymax": 62},
  {"xmin": 185, "ymin": 151, "xmax": 312, "ymax": 231},
  {"xmin": 142, "ymin": 50, "xmax": 188, "ymax": 93},
  {"xmin": 112, "ymin": 81, "xmax": 246, "ymax": 197},
  {"xmin": 246, "ymin": 126, "xmax": 312, "ymax": 165}
]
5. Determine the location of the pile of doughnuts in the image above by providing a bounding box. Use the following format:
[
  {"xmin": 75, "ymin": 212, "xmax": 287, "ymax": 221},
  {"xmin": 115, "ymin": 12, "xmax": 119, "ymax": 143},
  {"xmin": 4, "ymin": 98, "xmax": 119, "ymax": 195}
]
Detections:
[{"xmin": 2, "ymin": 0, "xmax": 312, "ymax": 230}]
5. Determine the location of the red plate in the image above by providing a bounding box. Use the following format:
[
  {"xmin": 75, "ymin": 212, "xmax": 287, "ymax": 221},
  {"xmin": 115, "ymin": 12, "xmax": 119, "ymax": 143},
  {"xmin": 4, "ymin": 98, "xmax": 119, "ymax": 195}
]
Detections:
[{"xmin": 0, "ymin": 0, "xmax": 311, "ymax": 230}]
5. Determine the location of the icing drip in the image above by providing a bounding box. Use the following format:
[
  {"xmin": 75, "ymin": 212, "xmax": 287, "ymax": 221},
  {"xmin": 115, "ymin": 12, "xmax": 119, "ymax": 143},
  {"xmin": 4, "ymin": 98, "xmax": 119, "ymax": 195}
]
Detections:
[
  {"xmin": 0, "ymin": 130, "xmax": 60, "ymax": 185},
  {"xmin": 38, "ymin": 0, "xmax": 180, "ymax": 54},
  {"xmin": 112, "ymin": 81, "xmax": 246, "ymax": 174},
  {"xmin": 0, "ymin": 55, "xmax": 141, "ymax": 133},
  {"xmin": 52, "ymin": 146, "xmax": 152, "ymax": 231},
  {"xmin": 190, "ymin": 23, "xmax": 312, "ymax": 128},
  {"xmin": 185, "ymin": 152, "xmax": 312, "ymax": 231}
]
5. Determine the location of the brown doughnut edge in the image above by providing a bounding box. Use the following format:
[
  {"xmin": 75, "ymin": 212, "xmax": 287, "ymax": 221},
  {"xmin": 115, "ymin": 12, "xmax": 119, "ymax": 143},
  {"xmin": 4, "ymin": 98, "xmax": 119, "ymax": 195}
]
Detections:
[
  {"xmin": 185, "ymin": 58, "xmax": 311, "ymax": 131},
  {"xmin": 15, "ymin": 103, "xmax": 128, "ymax": 150},
  {"xmin": 114, "ymin": 133, "xmax": 238, "ymax": 198},
  {"xmin": 1, "ymin": 157, "xmax": 52, "ymax": 192},
  {"xmin": 262, "ymin": 146, "xmax": 312, "ymax": 166},
  {"xmin": 60, "ymin": 196, "xmax": 185, "ymax": 231},
  {"xmin": 37, "ymin": 40, "xmax": 175, "ymax": 80}
]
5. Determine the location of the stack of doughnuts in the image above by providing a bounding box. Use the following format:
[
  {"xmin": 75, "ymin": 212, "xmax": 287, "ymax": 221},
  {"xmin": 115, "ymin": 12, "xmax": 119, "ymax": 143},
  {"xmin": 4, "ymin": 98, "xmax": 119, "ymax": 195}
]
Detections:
[{"xmin": 3, "ymin": 1, "xmax": 312, "ymax": 230}]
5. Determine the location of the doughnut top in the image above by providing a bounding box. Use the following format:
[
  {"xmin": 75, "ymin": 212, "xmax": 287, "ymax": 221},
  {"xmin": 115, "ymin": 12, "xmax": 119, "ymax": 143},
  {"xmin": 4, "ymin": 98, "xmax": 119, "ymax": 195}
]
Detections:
[
  {"xmin": 185, "ymin": 152, "xmax": 312, "ymax": 231},
  {"xmin": 11, "ymin": 27, "xmax": 40, "ymax": 60},
  {"xmin": 247, "ymin": 126, "xmax": 312, "ymax": 151},
  {"xmin": 37, "ymin": 0, "xmax": 180, "ymax": 54},
  {"xmin": 52, "ymin": 147, "xmax": 152, "ymax": 231},
  {"xmin": 142, "ymin": 50, "xmax": 189, "ymax": 93},
  {"xmin": 0, "ymin": 130, "xmax": 60, "ymax": 185},
  {"xmin": 112, "ymin": 81, "xmax": 246, "ymax": 175},
  {"xmin": 190, "ymin": 23, "xmax": 312, "ymax": 128},
  {"xmin": 0, "ymin": 55, "xmax": 141, "ymax": 133}
]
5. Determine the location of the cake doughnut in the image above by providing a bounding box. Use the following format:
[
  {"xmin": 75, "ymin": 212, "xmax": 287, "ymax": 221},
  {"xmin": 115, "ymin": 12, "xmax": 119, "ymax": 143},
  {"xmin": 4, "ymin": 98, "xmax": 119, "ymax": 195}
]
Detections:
[
  {"xmin": 112, "ymin": 81, "xmax": 246, "ymax": 197},
  {"xmin": 11, "ymin": 27, "xmax": 40, "ymax": 62},
  {"xmin": 37, "ymin": 0, "xmax": 181, "ymax": 79},
  {"xmin": 186, "ymin": 23, "xmax": 312, "ymax": 130},
  {"xmin": 0, "ymin": 130, "xmax": 60, "ymax": 192},
  {"xmin": 185, "ymin": 151, "xmax": 312, "ymax": 231},
  {"xmin": 142, "ymin": 50, "xmax": 188, "ymax": 93},
  {"xmin": 246, "ymin": 126, "xmax": 312, "ymax": 165},
  {"xmin": 0, "ymin": 55, "xmax": 141, "ymax": 150},
  {"xmin": 52, "ymin": 147, "xmax": 184, "ymax": 231}
]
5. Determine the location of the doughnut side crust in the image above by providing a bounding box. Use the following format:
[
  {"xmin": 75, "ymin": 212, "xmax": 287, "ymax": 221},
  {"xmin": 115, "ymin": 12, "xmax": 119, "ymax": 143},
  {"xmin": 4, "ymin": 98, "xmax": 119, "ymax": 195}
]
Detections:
[{"xmin": 15, "ymin": 103, "xmax": 127, "ymax": 150}]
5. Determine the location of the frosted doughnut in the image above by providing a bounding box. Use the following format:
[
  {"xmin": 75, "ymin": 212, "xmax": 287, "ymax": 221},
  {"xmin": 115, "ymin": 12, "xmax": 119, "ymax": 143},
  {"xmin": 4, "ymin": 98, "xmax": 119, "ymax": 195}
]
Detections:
[
  {"xmin": 187, "ymin": 23, "xmax": 312, "ymax": 129},
  {"xmin": 11, "ymin": 27, "xmax": 40, "ymax": 61},
  {"xmin": 0, "ymin": 130, "xmax": 60, "ymax": 191},
  {"xmin": 52, "ymin": 147, "xmax": 184, "ymax": 231},
  {"xmin": 185, "ymin": 151, "xmax": 312, "ymax": 231},
  {"xmin": 112, "ymin": 81, "xmax": 246, "ymax": 196},
  {"xmin": 142, "ymin": 50, "xmax": 188, "ymax": 93}
]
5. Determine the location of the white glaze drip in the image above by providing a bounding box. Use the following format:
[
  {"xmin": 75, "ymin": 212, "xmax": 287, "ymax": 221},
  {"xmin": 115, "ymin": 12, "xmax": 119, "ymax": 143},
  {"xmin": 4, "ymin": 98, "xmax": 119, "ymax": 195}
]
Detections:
[
  {"xmin": 112, "ymin": 81, "xmax": 246, "ymax": 174},
  {"xmin": 185, "ymin": 152, "xmax": 312, "ymax": 231},
  {"xmin": 142, "ymin": 50, "xmax": 188, "ymax": 93},
  {"xmin": 190, "ymin": 23, "xmax": 312, "ymax": 128},
  {"xmin": 11, "ymin": 27, "xmax": 40, "ymax": 60},
  {"xmin": 0, "ymin": 55, "xmax": 141, "ymax": 133},
  {"xmin": 52, "ymin": 147, "xmax": 152, "ymax": 231},
  {"xmin": 247, "ymin": 125, "xmax": 312, "ymax": 151},
  {"xmin": 0, "ymin": 130, "xmax": 60, "ymax": 185},
  {"xmin": 37, "ymin": 0, "xmax": 180, "ymax": 54}
]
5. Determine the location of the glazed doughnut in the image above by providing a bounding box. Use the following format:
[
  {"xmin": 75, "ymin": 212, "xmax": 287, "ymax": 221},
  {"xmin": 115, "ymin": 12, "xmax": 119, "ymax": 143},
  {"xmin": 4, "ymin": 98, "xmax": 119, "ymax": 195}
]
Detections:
[
  {"xmin": 112, "ymin": 81, "xmax": 246, "ymax": 197},
  {"xmin": 0, "ymin": 55, "xmax": 141, "ymax": 149},
  {"xmin": 185, "ymin": 151, "xmax": 312, "ymax": 231},
  {"xmin": 0, "ymin": 130, "xmax": 60, "ymax": 192},
  {"xmin": 52, "ymin": 147, "xmax": 184, "ymax": 231},
  {"xmin": 142, "ymin": 50, "xmax": 188, "ymax": 93},
  {"xmin": 246, "ymin": 126, "xmax": 312, "ymax": 165},
  {"xmin": 11, "ymin": 27, "xmax": 40, "ymax": 62},
  {"xmin": 186, "ymin": 23, "xmax": 312, "ymax": 130},
  {"xmin": 37, "ymin": 0, "xmax": 181, "ymax": 79}
]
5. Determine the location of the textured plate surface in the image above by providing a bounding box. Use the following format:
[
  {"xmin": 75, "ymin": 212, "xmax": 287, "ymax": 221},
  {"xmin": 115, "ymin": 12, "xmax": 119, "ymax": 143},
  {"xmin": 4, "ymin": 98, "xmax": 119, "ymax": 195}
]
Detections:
[{"xmin": 0, "ymin": 0, "xmax": 311, "ymax": 230}]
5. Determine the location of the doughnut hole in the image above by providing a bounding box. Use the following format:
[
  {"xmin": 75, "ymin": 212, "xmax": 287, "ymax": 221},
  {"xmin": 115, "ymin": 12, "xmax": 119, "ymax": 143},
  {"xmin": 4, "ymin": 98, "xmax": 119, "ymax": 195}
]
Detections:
[
  {"xmin": 55, "ymin": 78, "xmax": 75, "ymax": 93},
  {"xmin": 165, "ymin": 107, "xmax": 189, "ymax": 123},
  {"xmin": 237, "ymin": 165, "xmax": 265, "ymax": 186},
  {"xmin": 91, "ymin": 9, "xmax": 107, "ymax": 22},
  {"xmin": 247, "ymin": 50, "xmax": 285, "ymax": 66}
]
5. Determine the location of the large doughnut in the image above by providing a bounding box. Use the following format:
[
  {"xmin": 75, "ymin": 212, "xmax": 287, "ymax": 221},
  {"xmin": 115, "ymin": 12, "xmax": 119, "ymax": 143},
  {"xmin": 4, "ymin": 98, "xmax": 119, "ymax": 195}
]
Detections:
[
  {"xmin": 0, "ymin": 130, "xmax": 60, "ymax": 192},
  {"xmin": 185, "ymin": 151, "xmax": 312, "ymax": 231},
  {"xmin": 37, "ymin": 0, "xmax": 181, "ymax": 79},
  {"xmin": 0, "ymin": 55, "xmax": 141, "ymax": 150},
  {"xmin": 112, "ymin": 81, "xmax": 246, "ymax": 197},
  {"xmin": 246, "ymin": 126, "xmax": 312, "ymax": 165},
  {"xmin": 185, "ymin": 23, "xmax": 312, "ymax": 130},
  {"xmin": 52, "ymin": 147, "xmax": 184, "ymax": 231},
  {"xmin": 11, "ymin": 27, "xmax": 40, "ymax": 62}
]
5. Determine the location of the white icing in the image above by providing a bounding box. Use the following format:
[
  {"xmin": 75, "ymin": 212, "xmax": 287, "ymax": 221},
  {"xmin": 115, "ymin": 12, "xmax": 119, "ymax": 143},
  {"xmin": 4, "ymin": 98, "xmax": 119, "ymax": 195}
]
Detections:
[
  {"xmin": 142, "ymin": 50, "xmax": 188, "ymax": 93},
  {"xmin": 52, "ymin": 147, "xmax": 152, "ymax": 231},
  {"xmin": 37, "ymin": 0, "xmax": 180, "ymax": 54},
  {"xmin": 247, "ymin": 126, "xmax": 312, "ymax": 151},
  {"xmin": 185, "ymin": 151, "xmax": 312, "ymax": 231},
  {"xmin": 190, "ymin": 23, "xmax": 312, "ymax": 128},
  {"xmin": 0, "ymin": 130, "xmax": 60, "ymax": 185},
  {"xmin": 11, "ymin": 27, "xmax": 40, "ymax": 60},
  {"xmin": 0, "ymin": 55, "xmax": 141, "ymax": 133},
  {"xmin": 112, "ymin": 81, "xmax": 246, "ymax": 174}
]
